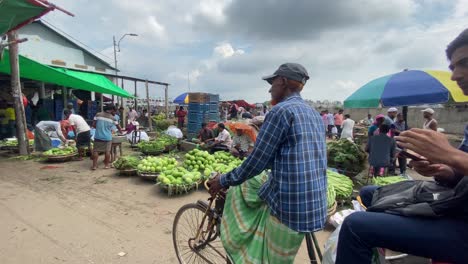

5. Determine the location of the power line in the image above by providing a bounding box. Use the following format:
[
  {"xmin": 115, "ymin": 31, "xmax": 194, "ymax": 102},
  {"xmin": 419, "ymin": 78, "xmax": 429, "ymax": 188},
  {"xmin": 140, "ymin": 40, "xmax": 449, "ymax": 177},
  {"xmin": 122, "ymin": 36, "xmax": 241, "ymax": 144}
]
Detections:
[{"xmin": 41, "ymin": 19, "xmax": 114, "ymax": 62}]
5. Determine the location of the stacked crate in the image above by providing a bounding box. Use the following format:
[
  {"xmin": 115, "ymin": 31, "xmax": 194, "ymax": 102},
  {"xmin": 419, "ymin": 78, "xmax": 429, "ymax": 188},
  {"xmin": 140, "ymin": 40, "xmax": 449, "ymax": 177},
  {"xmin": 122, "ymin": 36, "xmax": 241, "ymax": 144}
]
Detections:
[{"xmin": 186, "ymin": 93, "xmax": 220, "ymax": 139}]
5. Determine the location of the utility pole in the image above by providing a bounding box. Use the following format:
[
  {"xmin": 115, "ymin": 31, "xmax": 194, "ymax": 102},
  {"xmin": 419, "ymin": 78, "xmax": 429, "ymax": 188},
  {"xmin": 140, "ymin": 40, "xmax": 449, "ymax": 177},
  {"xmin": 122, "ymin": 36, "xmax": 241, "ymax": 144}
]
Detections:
[
  {"xmin": 187, "ymin": 72, "xmax": 190, "ymax": 92},
  {"xmin": 7, "ymin": 31, "xmax": 29, "ymax": 155},
  {"xmin": 134, "ymin": 80, "xmax": 137, "ymax": 109},
  {"xmin": 113, "ymin": 35, "xmax": 118, "ymax": 108}
]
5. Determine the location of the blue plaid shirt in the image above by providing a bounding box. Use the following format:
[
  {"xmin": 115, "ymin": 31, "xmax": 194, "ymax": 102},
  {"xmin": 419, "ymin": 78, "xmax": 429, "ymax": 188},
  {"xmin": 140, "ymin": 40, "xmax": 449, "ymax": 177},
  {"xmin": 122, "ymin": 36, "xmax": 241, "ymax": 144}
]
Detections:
[{"xmin": 220, "ymin": 93, "xmax": 327, "ymax": 232}]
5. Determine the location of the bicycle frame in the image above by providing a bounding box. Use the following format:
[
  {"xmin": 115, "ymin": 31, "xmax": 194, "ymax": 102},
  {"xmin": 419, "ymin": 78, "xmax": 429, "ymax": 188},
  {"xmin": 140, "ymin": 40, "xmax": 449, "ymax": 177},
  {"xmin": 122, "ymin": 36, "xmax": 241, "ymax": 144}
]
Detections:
[{"xmin": 188, "ymin": 196, "xmax": 227, "ymax": 264}]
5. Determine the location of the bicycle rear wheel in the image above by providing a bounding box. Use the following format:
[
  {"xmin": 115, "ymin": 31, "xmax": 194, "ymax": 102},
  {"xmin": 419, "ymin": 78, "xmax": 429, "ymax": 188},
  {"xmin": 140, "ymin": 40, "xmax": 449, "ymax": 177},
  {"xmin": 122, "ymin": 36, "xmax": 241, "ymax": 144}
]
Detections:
[{"xmin": 173, "ymin": 203, "xmax": 226, "ymax": 264}]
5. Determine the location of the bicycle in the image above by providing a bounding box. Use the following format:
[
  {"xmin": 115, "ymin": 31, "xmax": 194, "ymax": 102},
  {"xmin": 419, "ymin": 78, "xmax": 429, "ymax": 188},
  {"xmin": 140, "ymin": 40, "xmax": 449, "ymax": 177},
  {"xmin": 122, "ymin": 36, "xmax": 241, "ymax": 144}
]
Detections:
[{"xmin": 172, "ymin": 181, "xmax": 323, "ymax": 264}]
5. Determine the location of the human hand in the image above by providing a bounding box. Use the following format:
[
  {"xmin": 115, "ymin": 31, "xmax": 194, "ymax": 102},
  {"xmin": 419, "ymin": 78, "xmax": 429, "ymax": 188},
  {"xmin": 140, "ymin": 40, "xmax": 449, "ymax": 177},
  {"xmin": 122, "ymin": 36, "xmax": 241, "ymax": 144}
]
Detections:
[
  {"xmin": 410, "ymin": 160, "xmax": 455, "ymax": 179},
  {"xmin": 396, "ymin": 128, "xmax": 455, "ymax": 165},
  {"xmin": 207, "ymin": 175, "xmax": 223, "ymax": 197}
]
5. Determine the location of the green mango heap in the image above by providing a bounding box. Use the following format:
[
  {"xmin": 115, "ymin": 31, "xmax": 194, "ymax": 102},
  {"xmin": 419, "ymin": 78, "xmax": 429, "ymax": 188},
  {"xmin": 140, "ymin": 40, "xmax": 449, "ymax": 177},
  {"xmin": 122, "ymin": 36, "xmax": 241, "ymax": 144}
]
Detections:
[
  {"xmin": 43, "ymin": 146, "xmax": 77, "ymax": 156},
  {"xmin": 137, "ymin": 156, "xmax": 177, "ymax": 174}
]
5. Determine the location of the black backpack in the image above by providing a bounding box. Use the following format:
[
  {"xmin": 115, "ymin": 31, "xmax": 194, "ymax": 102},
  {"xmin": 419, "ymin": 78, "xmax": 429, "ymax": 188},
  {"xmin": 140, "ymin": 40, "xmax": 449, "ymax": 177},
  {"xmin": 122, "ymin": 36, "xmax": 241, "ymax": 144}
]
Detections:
[{"xmin": 367, "ymin": 177, "xmax": 468, "ymax": 219}]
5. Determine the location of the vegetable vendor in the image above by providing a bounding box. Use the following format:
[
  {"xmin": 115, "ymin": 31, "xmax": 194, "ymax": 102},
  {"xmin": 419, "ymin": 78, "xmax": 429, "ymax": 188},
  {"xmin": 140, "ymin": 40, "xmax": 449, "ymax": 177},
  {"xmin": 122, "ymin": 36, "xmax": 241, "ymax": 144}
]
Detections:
[
  {"xmin": 208, "ymin": 63, "xmax": 327, "ymax": 263},
  {"xmin": 64, "ymin": 109, "xmax": 91, "ymax": 160},
  {"xmin": 34, "ymin": 121, "xmax": 69, "ymax": 147},
  {"xmin": 230, "ymin": 127, "xmax": 253, "ymax": 158},
  {"xmin": 206, "ymin": 123, "xmax": 232, "ymax": 153}
]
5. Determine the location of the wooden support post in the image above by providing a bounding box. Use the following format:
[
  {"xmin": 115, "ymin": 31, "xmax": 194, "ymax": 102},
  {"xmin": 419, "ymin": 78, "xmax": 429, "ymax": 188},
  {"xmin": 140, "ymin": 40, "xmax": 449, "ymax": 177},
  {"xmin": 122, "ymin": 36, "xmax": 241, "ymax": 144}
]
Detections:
[
  {"xmin": 7, "ymin": 31, "xmax": 29, "ymax": 155},
  {"xmin": 100, "ymin": 93, "xmax": 104, "ymax": 112},
  {"xmin": 146, "ymin": 80, "xmax": 152, "ymax": 131},
  {"xmin": 39, "ymin": 82, "xmax": 46, "ymax": 99},
  {"xmin": 62, "ymin": 86, "xmax": 67, "ymax": 112},
  {"xmin": 121, "ymin": 78, "xmax": 126, "ymax": 129},
  {"xmin": 120, "ymin": 78, "xmax": 124, "ymax": 111},
  {"xmin": 134, "ymin": 80, "xmax": 137, "ymax": 109},
  {"xmin": 165, "ymin": 84, "xmax": 169, "ymax": 119}
]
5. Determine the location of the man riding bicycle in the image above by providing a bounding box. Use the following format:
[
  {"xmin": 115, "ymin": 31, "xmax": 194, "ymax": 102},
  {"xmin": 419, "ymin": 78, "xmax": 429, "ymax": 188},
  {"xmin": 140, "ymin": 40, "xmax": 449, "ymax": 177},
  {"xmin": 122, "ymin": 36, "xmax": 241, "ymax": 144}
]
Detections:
[{"xmin": 208, "ymin": 63, "xmax": 327, "ymax": 263}]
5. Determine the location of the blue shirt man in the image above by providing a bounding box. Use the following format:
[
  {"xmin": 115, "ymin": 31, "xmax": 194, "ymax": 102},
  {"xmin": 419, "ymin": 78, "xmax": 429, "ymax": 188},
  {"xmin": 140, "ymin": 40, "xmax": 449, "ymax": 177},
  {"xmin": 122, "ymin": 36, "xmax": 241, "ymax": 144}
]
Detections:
[{"xmin": 209, "ymin": 63, "xmax": 327, "ymax": 232}]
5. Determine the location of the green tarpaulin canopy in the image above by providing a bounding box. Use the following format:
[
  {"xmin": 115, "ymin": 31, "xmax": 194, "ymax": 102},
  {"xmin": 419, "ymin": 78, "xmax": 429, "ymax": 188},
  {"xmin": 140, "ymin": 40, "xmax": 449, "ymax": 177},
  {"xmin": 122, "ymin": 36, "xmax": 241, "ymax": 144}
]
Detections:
[
  {"xmin": 0, "ymin": 51, "xmax": 132, "ymax": 97},
  {"xmin": 0, "ymin": 0, "xmax": 50, "ymax": 35}
]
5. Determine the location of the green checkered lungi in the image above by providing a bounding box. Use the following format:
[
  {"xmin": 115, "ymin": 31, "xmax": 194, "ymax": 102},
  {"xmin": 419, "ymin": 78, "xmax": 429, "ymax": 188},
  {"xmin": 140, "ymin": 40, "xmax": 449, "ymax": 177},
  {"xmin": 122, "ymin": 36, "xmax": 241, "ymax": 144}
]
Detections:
[{"xmin": 220, "ymin": 173, "xmax": 304, "ymax": 264}]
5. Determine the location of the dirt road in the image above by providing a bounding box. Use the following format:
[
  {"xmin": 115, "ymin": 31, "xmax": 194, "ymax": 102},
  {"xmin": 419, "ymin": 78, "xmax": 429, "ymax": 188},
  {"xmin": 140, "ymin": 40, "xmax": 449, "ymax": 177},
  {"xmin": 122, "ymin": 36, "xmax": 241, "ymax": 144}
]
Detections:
[
  {"xmin": 0, "ymin": 153, "xmax": 325, "ymax": 264},
  {"xmin": 0, "ymin": 149, "xmax": 432, "ymax": 264}
]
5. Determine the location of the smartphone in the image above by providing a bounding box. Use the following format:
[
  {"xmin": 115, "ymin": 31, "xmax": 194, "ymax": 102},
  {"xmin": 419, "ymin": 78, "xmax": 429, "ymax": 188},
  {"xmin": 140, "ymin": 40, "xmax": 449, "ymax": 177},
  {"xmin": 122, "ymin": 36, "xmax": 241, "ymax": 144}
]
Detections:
[{"xmin": 396, "ymin": 148, "xmax": 426, "ymax": 161}]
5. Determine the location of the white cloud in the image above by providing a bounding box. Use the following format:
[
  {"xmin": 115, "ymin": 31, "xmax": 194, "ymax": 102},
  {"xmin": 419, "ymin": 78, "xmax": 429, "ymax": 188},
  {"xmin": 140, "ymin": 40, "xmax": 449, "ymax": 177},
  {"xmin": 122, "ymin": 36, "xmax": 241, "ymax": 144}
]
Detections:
[
  {"xmin": 454, "ymin": 0, "xmax": 468, "ymax": 18},
  {"xmin": 213, "ymin": 43, "xmax": 244, "ymax": 58},
  {"xmin": 147, "ymin": 16, "xmax": 166, "ymax": 40}
]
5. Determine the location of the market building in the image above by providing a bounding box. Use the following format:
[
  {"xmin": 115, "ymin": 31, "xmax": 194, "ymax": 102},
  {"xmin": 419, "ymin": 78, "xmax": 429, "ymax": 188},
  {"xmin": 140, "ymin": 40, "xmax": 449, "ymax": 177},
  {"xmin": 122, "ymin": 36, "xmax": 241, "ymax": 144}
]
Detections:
[{"xmin": 0, "ymin": 20, "xmax": 169, "ymax": 139}]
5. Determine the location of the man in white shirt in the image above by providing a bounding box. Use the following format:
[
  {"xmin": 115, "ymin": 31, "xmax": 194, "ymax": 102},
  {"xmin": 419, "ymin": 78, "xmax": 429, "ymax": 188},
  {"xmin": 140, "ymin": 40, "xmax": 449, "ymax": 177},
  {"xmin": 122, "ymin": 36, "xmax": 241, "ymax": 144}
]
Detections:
[
  {"xmin": 210, "ymin": 123, "xmax": 232, "ymax": 153},
  {"xmin": 65, "ymin": 110, "xmax": 91, "ymax": 160},
  {"xmin": 340, "ymin": 114, "xmax": 355, "ymax": 140}
]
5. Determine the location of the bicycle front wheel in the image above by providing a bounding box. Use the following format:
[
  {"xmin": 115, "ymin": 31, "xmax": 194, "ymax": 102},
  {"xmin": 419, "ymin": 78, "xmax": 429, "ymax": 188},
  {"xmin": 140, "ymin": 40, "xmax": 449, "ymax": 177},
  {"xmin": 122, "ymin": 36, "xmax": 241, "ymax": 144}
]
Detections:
[{"xmin": 172, "ymin": 203, "xmax": 226, "ymax": 264}]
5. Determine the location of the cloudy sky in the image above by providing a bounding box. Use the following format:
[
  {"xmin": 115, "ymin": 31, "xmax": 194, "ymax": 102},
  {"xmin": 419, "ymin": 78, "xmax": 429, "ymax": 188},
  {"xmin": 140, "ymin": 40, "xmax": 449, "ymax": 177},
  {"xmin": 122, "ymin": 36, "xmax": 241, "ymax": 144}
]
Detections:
[{"xmin": 43, "ymin": 0, "xmax": 468, "ymax": 103}]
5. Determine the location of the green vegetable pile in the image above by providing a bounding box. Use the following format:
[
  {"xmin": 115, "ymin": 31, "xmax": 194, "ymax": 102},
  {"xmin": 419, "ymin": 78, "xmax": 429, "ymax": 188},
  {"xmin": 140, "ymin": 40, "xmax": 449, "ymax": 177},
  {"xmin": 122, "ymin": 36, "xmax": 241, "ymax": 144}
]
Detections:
[
  {"xmin": 372, "ymin": 176, "xmax": 406, "ymax": 186},
  {"xmin": 211, "ymin": 151, "xmax": 243, "ymax": 174},
  {"xmin": 327, "ymin": 184, "xmax": 336, "ymax": 209},
  {"xmin": 184, "ymin": 149, "xmax": 216, "ymax": 174},
  {"xmin": 327, "ymin": 169, "xmax": 354, "ymax": 199},
  {"xmin": 137, "ymin": 156, "xmax": 178, "ymax": 174},
  {"xmin": 138, "ymin": 134, "xmax": 178, "ymax": 153},
  {"xmin": 43, "ymin": 146, "xmax": 77, "ymax": 156},
  {"xmin": 327, "ymin": 139, "xmax": 366, "ymax": 176},
  {"xmin": 2, "ymin": 139, "xmax": 34, "ymax": 147},
  {"xmin": 157, "ymin": 166, "xmax": 203, "ymax": 195},
  {"xmin": 154, "ymin": 120, "xmax": 171, "ymax": 131},
  {"xmin": 183, "ymin": 150, "xmax": 244, "ymax": 178},
  {"xmin": 153, "ymin": 113, "xmax": 166, "ymax": 121},
  {"xmin": 113, "ymin": 156, "xmax": 140, "ymax": 170},
  {"xmin": 152, "ymin": 114, "xmax": 171, "ymax": 131}
]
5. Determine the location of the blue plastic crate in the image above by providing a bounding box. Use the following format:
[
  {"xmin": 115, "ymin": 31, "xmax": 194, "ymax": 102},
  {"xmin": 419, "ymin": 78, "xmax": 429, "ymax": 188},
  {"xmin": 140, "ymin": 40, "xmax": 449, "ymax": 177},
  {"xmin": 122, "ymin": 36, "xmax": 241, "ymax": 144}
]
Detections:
[
  {"xmin": 188, "ymin": 103, "xmax": 204, "ymax": 112},
  {"xmin": 209, "ymin": 94, "xmax": 219, "ymax": 103},
  {"xmin": 188, "ymin": 112, "xmax": 204, "ymax": 123},
  {"xmin": 187, "ymin": 122, "xmax": 202, "ymax": 133},
  {"xmin": 209, "ymin": 103, "xmax": 218, "ymax": 112},
  {"xmin": 202, "ymin": 104, "xmax": 210, "ymax": 112},
  {"xmin": 207, "ymin": 112, "xmax": 220, "ymax": 122}
]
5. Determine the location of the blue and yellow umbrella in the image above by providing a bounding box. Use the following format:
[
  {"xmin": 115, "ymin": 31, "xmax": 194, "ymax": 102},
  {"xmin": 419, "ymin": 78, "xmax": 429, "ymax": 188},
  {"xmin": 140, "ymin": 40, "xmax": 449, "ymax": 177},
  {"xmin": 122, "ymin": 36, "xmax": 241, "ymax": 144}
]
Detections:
[
  {"xmin": 173, "ymin": 93, "xmax": 189, "ymax": 104},
  {"xmin": 344, "ymin": 70, "xmax": 468, "ymax": 108}
]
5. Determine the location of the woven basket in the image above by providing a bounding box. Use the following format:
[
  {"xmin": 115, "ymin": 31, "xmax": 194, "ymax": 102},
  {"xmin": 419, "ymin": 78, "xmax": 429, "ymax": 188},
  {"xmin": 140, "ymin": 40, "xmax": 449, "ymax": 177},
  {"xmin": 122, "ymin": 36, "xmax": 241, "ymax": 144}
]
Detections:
[
  {"xmin": 159, "ymin": 181, "xmax": 198, "ymax": 196},
  {"xmin": 141, "ymin": 150, "xmax": 164, "ymax": 156},
  {"xmin": 119, "ymin": 169, "xmax": 137, "ymax": 176},
  {"xmin": 138, "ymin": 171, "xmax": 159, "ymax": 181},
  {"xmin": 45, "ymin": 152, "xmax": 77, "ymax": 162},
  {"xmin": 327, "ymin": 201, "xmax": 337, "ymax": 219}
]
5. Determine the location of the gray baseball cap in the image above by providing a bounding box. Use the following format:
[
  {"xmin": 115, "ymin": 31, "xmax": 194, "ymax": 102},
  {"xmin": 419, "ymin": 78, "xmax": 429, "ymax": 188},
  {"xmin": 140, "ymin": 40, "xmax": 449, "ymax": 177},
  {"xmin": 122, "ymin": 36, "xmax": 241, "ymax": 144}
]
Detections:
[{"xmin": 262, "ymin": 63, "xmax": 310, "ymax": 84}]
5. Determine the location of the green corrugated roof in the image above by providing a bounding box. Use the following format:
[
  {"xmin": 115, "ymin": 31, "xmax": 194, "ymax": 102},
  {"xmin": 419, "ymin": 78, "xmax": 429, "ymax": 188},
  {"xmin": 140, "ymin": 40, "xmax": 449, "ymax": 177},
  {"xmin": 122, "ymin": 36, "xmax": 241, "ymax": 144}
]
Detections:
[{"xmin": 0, "ymin": 51, "xmax": 132, "ymax": 98}]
